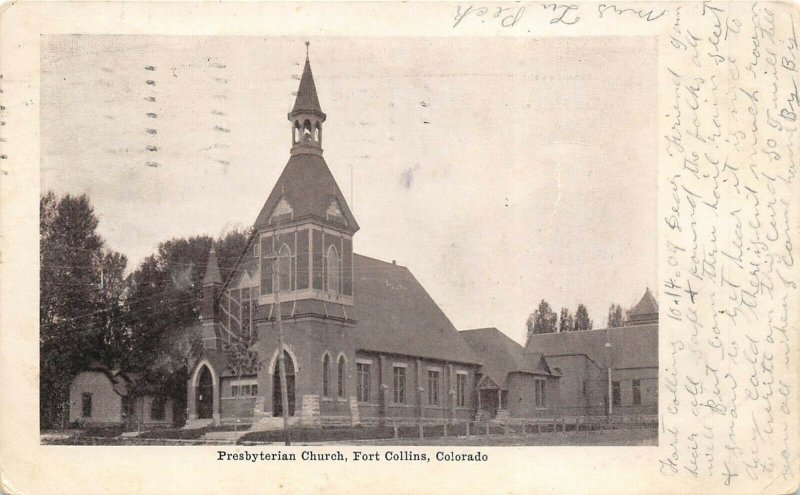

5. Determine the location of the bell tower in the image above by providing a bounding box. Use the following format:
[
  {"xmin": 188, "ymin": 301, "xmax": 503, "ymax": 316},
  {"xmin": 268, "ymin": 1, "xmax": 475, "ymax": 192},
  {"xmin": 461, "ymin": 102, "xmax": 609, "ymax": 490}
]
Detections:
[
  {"xmin": 241, "ymin": 44, "xmax": 359, "ymax": 323},
  {"xmin": 288, "ymin": 42, "xmax": 326, "ymax": 157}
]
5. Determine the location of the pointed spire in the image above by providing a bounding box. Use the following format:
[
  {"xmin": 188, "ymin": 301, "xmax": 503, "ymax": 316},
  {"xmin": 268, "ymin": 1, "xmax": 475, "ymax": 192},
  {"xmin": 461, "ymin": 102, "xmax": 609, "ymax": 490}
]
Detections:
[
  {"xmin": 202, "ymin": 247, "xmax": 223, "ymax": 285},
  {"xmin": 290, "ymin": 49, "xmax": 325, "ymax": 120},
  {"xmin": 625, "ymin": 287, "xmax": 659, "ymax": 326},
  {"xmin": 630, "ymin": 287, "xmax": 658, "ymax": 315}
]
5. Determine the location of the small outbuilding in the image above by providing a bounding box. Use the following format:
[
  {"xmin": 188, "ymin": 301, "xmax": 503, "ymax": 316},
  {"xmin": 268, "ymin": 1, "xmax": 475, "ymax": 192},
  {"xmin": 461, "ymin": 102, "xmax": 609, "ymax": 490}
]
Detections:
[{"xmin": 68, "ymin": 365, "xmax": 174, "ymax": 428}]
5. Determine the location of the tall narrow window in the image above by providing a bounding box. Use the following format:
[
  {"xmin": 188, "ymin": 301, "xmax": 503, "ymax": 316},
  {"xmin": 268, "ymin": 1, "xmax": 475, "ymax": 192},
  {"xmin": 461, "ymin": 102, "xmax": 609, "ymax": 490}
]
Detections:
[
  {"xmin": 81, "ymin": 393, "xmax": 92, "ymax": 418},
  {"xmin": 393, "ymin": 366, "xmax": 406, "ymax": 404},
  {"xmin": 427, "ymin": 370, "xmax": 440, "ymax": 405},
  {"xmin": 151, "ymin": 397, "xmax": 166, "ymax": 421},
  {"xmin": 632, "ymin": 379, "xmax": 641, "ymax": 405},
  {"xmin": 277, "ymin": 244, "xmax": 291, "ymax": 292},
  {"xmin": 456, "ymin": 373, "xmax": 467, "ymax": 407},
  {"xmin": 241, "ymin": 288, "xmax": 251, "ymax": 337},
  {"xmin": 357, "ymin": 363, "xmax": 370, "ymax": 403},
  {"xmin": 612, "ymin": 381, "xmax": 621, "ymax": 406},
  {"xmin": 322, "ymin": 354, "xmax": 330, "ymax": 397},
  {"xmin": 337, "ymin": 356, "xmax": 345, "ymax": 398},
  {"xmin": 535, "ymin": 379, "xmax": 547, "ymax": 407},
  {"xmin": 326, "ymin": 245, "xmax": 340, "ymax": 294}
]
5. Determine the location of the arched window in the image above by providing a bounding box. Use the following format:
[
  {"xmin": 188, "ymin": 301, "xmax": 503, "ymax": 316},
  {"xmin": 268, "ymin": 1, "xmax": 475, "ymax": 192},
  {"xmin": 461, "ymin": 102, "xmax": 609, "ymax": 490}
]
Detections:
[
  {"xmin": 322, "ymin": 354, "xmax": 330, "ymax": 397},
  {"xmin": 337, "ymin": 355, "xmax": 345, "ymax": 398},
  {"xmin": 303, "ymin": 120, "xmax": 313, "ymax": 141},
  {"xmin": 326, "ymin": 245, "xmax": 340, "ymax": 294},
  {"xmin": 277, "ymin": 244, "xmax": 291, "ymax": 292},
  {"xmin": 314, "ymin": 122, "xmax": 321, "ymax": 143},
  {"xmin": 293, "ymin": 121, "xmax": 300, "ymax": 144}
]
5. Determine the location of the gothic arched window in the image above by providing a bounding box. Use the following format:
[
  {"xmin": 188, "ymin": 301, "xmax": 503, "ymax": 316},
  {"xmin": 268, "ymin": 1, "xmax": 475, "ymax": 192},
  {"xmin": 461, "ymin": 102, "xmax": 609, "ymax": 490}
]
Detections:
[
  {"xmin": 322, "ymin": 353, "xmax": 330, "ymax": 397},
  {"xmin": 326, "ymin": 245, "xmax": 340, "ymax": 294},
  {"xmin": 303, "ymin": 120, "xmax": 313, "ymax": 141},
  {"xmin": 277, "ymin": 243, "xmax": 291, "ymax": 292}
]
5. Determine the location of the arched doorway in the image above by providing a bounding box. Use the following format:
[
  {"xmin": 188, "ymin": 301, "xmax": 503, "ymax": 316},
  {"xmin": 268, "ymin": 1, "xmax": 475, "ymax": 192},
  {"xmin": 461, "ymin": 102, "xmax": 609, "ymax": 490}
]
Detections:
[
  {"xmin": 197, "ymin": 366, "xmax": 214, "ymax": 419},
  {"xmin": 272, "ymin": 351, "xmax": 296, "ymax": 416}
]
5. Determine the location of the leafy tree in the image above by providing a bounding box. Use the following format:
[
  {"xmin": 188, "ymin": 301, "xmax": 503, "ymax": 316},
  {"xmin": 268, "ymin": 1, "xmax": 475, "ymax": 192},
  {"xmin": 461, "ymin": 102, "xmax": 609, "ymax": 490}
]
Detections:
[
  {"xmin": 39, "ymin": 192, "xmax": 128, "ymax": 428},
  {"xmin": 124, "ymin": 227, "xmax": 250, "ymax": 423},
  {"xmin": 224, "ymin": 332, "xmax": 264, "ymax": 379},
  {"xmin": 526, "ymin": 300, "xmax": 558, "ymax": 339},
  {"xmin": 574, "ymin": 303, "xmax": 593, "ymax": 331},
  {"xmin": 558, "ymin": 307, "xmax": 574, "ymax": 333},
  {"xmin": 126, "ymin": 234, "xmax": 214, "ymax": 370},
  {"xmin": 607, "ymin": 303, "xmax": 624, "ymax": 328}
]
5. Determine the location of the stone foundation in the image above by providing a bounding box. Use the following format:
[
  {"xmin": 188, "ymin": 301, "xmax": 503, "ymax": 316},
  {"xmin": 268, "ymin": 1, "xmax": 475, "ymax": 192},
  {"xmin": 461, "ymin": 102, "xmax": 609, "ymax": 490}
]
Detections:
[{"xmin": 301, "ymin": 394, "xmax": 321, "ymax": 428}]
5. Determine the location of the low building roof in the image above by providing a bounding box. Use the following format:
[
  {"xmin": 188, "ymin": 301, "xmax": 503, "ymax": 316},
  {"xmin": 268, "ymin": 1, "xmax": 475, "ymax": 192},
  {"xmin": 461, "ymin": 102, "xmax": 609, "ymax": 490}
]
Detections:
[
  {"xmin": 81, "ymin": 365, "xmax": 143, "ymax": 397},
  {"xmin": 349, "ymin": 255, "xmax": 482, "ymax": 365},
  {"xmin": 461, "ymin": 327, "xmax": 553, "ymax": 387},
  {"xmin": 525, "ymin": 324, "xmax": 658, "ymax": 370}
]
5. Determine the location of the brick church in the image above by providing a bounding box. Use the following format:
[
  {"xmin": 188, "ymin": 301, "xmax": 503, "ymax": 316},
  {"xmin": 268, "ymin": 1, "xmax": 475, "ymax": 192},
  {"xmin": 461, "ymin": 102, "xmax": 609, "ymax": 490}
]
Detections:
[
  {"xmin": 185, "ymin": 54, "xmax": 484, "ymax": 429},
  {"xmin": 183, "ymin": 52, "xmax": 658, "ymax": 429}
]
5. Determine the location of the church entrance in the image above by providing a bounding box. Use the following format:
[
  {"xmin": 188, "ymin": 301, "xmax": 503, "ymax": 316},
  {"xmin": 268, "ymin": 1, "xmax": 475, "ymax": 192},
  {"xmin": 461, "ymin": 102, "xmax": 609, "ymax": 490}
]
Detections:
[
  {"xmin": 197, "ymin": 366, "xmax": 214, "ymax": 420},
  {"xmin": 272, "ymin": 351, "xmax": 296, "ymax": 416}
]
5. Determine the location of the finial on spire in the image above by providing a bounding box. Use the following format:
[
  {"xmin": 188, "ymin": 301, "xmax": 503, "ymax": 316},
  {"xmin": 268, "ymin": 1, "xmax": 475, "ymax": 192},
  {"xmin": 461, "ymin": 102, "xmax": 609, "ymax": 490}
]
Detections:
[{"xmin": 305, "ymin": 41, "xmax": 310, "ymax": 60}]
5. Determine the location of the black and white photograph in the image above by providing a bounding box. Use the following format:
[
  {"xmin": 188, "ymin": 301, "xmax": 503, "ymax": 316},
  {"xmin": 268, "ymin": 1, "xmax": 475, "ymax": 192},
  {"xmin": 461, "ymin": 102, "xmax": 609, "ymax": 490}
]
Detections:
[
  {"xmin": 1, "ymin": 1, "xmax": 799, "ymax": 494},
  {"xmin": 38, "ymin": 35, "xmax": 658, "ymax": 446}
]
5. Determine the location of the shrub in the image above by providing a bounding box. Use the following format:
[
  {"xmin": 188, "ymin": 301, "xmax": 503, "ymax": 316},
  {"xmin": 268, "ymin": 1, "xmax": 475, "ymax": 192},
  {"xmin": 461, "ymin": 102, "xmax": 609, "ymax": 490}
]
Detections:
[{"xmin": 78, "ymin": 425, "xmax": 126, "ymax": 438}]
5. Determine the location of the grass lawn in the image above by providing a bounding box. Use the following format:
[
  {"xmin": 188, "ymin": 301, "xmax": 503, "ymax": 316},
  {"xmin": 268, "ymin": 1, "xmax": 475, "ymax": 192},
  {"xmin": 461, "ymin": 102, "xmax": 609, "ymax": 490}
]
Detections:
[
  {"xmin": 42, "ymin": 427, "xmax": 657, "ymax": 446},
  {"xmin": 336, "ymin": 428, "xmax": 658, "ymax": 446}
]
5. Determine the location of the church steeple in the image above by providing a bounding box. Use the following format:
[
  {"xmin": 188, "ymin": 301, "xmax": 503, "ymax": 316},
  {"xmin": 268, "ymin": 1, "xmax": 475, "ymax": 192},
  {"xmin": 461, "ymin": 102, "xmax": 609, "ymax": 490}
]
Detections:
[{"xmin": 288, "ymin": 44, "xmax": 326, "ymax": 156}]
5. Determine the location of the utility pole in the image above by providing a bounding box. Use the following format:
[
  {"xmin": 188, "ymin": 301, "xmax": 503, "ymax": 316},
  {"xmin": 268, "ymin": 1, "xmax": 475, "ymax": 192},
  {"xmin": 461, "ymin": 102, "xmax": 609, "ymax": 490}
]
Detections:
[
  {"xmin": 605, "ymin": 337, "xmax": 613, "ymax": 418},
  {"xmin": 270, "ymin": 250, "xmax": 291, "ymax": 446}
]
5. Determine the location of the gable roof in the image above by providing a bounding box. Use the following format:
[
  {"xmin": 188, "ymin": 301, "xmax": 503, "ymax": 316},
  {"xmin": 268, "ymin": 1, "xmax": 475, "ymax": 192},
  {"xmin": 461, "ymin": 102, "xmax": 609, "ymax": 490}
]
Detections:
[
  {"xmin": 461, "ymin": 327, "xmax": 553, "ymax": 387},
  {"xmin": 350, "ymin": 255, "xmax": 481, "ymax": 365},
  {"xmin": 525, "ymin": 324, "xmax": 658, "ymax": 370},
  {"xmin": 81, "ymin": 365, "xmax": 142, "ymax": 397},
  {"xmin": 252, "ymin": 153, "xmax": 359, "ymax": 232}
]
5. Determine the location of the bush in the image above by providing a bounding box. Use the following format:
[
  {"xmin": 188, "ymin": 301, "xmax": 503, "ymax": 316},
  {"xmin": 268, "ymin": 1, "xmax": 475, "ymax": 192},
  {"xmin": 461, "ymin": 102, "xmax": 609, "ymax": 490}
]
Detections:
[
  {"xmin": 239, "ymin": 425, "xmax": 397, "ymax": 444},
  {"xmin": 78, "ymin": 425, "xmax": 126, "ymax": 438},
  {"xmin": 137, "ymin": 427, "xmax": 210, "ymax": 440}
]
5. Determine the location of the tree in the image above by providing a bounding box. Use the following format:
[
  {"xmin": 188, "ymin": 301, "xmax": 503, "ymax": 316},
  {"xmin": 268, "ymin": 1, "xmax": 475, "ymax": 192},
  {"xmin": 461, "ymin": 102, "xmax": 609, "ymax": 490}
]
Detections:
[
  {"xmin": 124, "ymin": 227, "xmax": 250, "ymax": 423},
  {"xmin": 40, "ymin": 192, "xmax": 129, "ymax": 429},
  {"xmin": 526, "ymin": 300, "xmax": 558, "ymax": 340},
  {"xmin": 574, "ymin": 303, "xmax": 593, "ymax": 331},
  {"xmin": 558, "ymin": 307, "xmax": 574, "ymax": 333},
  {"xmin": 607, "ymin": 303, "xmax": 624, "ymax": 328},
  {"xmin": 224, "ymin": 332, "xmax": 264, "ymax": 379}
]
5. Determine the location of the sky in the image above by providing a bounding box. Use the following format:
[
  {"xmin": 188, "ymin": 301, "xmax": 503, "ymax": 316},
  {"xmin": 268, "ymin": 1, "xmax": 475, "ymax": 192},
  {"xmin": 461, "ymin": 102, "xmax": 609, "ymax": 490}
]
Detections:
[{"xmin": 41, "ymin": 35, "xmax": 658, "ymax": 345}]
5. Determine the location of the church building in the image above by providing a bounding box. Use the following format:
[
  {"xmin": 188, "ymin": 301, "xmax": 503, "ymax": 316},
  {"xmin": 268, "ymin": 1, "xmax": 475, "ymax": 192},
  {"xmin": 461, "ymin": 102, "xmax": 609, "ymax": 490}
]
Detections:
[
  {"xmin": 185, "ymin": 53, "xmax": 483, "ymax": 428},
  {"xmin": 184, "ymin": 51, "xmax": 659, "ymax": 429}
]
